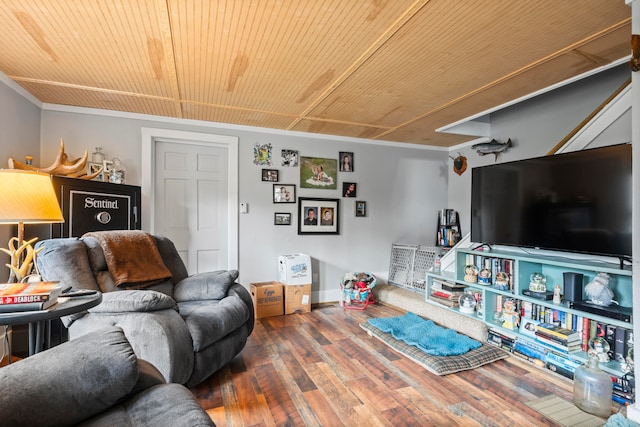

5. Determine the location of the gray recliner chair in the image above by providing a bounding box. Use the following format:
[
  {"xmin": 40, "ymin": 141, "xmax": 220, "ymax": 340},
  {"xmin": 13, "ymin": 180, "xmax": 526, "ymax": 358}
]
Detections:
[
  {"xmin": 0, "ymin": 326, "xmax": 215, "ymax": 427},
  {"xmin": 35, "ymin": 231, "xmax": 254, "ymax": 387}
]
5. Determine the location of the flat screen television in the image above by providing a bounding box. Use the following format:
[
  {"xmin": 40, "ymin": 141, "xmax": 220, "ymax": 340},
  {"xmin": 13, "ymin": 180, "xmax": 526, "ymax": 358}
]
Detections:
[{"xmin": 470, "ymin": 143, "xmax": 632, "ymax": 260}]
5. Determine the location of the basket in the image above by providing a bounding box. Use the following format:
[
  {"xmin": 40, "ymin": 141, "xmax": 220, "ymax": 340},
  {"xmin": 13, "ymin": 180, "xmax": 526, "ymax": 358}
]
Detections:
[{"xmin": 340, "ymin": 272, "xmax": 377, "ymax": 310}]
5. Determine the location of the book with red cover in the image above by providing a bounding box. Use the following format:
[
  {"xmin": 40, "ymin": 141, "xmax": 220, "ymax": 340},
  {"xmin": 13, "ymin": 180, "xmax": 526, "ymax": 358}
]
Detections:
[{"xmin": 0, "ymin": 281, "xmax": 62, "ymax": 310}]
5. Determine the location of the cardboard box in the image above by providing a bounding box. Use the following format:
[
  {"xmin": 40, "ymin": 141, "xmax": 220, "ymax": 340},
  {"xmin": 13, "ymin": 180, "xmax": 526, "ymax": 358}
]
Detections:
[
  {"xmin": 278, "ymin": 253, "xmax": 312, "ymax": 285},
  {"xmin": 284, "ymin": 283, "xmax": 312, "ymax": 314},
  {"xmin": 250, "ymin": 282, "xmax": 284, "ymax": 319}
]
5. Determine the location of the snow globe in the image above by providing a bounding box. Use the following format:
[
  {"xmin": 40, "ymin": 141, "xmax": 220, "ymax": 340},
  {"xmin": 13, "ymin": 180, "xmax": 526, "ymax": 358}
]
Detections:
[
  {"xmin": 458, "ymin": 290, "xmax": 477, "ymax": 314},
  {"xmin": 464, "ymin": 264, "xmax": 478, "ymax": 283},
  {"xmin": 529, "ymin": 272, "xmax": 547, "ymax": 293}
]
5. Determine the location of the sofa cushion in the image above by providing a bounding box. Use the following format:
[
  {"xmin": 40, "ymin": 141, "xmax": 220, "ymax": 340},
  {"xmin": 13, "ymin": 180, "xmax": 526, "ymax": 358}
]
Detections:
[
  {"xmin": 174, "ymin": 270, "xmax": 240, "ymax": 301},
  {"xmin": 179, "ymin": 296, "xmax": 250, "ymax": 351},
  {"xmin": 153, "ymin": 235, "xmax": 189, "ymax": 285},
  {"xmin": 35, "ymin": 238, "xmax": 100, "ymax": 291},
  {"xmin": 93, "ymin": 270, "xmax": 174, "ymax": 297},
  {"xmin": 82, "ymin": 236, "xmax": 108, "ymax": 272},
  {"xmin": 88, "ymin": 290, "xmax": 178, "ymax": 313},
  {"xmin": 0, "ymin": 326, "xmax": 137, "ymax": 427}
]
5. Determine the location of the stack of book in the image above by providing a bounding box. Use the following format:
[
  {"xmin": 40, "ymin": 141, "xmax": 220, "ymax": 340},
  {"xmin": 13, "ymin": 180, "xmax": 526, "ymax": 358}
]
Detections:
[
  {"xmin": 487, "ymin": 327, "xmax": 516, "ymax": 352},
  {"xmin": 545, "ymin": 350, "xmax": 582, "ymax": 380},
  {"xmin": 534, "ymin": 322, "xmax": 582, "ymax": 353},
  {"xmin": 0, "ymin": 281, "xmax": 63, "ymax": 312},
  {"xmin": 429, "ymin": 279, "xmax": 466, "ymax": 308}
]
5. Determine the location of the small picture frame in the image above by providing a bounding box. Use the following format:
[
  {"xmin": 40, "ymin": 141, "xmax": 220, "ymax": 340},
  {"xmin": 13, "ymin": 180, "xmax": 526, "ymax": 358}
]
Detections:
[
  {"xmin": 298, "ymin": 197, "xmax": 339, "ymax": 235},
  {"xmin": 339, "ymin": 151, "xmax": 354, "ymax": 172},
  {"xmin": 87, "ymin": 162, "xmax": 105, "ymax": 182},
  {"xmin": 355, "ymin": 201, "xmax": 366, "ymax": 217},
  {"xmin": 519, "ymin": 317, "xmax": 539, "ymax": 338},
  {"xmin": 273, "ymin": 184, "xmax": 296, "ymax": 203},
  {"xmin": 342, "ymin": 182, "xmax": 357, "ymax": 197},
  {"xmin": 274, "ymin": 212, "xmax": 291, "ymax": 225},
  {"xmin": 281, "ymin": 149, "xmax": 299, "ymax": 167},
  {"xmin": 262, "ymin": 169, "xmax": 279, "ymax": 182}
]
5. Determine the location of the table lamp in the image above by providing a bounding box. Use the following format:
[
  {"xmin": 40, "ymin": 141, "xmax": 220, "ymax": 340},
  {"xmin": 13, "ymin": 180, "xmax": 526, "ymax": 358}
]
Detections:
[{"xmin": 0, "ymin": 169, "xmax": 64, "ymax": 282}]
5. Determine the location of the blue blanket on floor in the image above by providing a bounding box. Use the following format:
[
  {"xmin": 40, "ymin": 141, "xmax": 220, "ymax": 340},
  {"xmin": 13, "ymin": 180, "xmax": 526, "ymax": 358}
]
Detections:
[{"xmin": 368, "ymin": 312, "xmax": 481, "ymax": 356}]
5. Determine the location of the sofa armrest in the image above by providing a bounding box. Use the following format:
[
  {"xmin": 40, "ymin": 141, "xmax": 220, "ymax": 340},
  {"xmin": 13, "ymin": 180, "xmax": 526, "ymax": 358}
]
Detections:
[
  {"xmin": 68, "ymin": 308, "xmax": 195, "ymax": 384},
  {"xmin": 88, "ymin": 290, "xmax": 178, "ymax": 313},
  {"xmin": 173, "ymin": 269, "xmax": 239, "ymax": 302},
  {"xmin": 0, "ymin": 327, "xmax": 137, "ymax": 427}
]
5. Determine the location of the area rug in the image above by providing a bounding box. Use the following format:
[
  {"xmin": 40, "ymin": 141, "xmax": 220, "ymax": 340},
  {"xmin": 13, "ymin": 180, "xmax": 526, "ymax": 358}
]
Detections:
[
  {"xmin": 360, "ymin": 316, "xmax": 508, "ymax": 376},
  {"xmin": 525, "ymin": 395, "xmax": 605, "ymax": 427}
]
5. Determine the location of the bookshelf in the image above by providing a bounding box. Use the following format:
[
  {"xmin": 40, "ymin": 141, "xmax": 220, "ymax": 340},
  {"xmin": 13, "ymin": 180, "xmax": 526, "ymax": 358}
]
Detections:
[
  {"xmin": 435, "ymin": 209, "xmax": 461, "ymax": 249},
  {"xmin": 425, "ymin": 247, "xmax": 633, "ymax": 379}
]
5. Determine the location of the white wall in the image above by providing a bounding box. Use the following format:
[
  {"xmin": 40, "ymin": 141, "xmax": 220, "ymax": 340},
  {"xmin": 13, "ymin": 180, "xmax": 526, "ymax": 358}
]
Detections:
[
  {"xmin": 0, "ymin": 79, "xmax": 41, "ymax": 274},
  {"xmin": 39, "ymin": 108, "xmax": 448, "ymax": 302},
  {"xmin": 447, "ymin": 64, "xmax": 632, "ymax": 235}
]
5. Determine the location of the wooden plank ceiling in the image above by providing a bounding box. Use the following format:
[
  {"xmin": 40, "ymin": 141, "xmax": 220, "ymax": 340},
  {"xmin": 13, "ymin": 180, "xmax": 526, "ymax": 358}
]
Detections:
[{"xmin": 0, "ymin": 1, "xmax": 632, "ymax": 147}]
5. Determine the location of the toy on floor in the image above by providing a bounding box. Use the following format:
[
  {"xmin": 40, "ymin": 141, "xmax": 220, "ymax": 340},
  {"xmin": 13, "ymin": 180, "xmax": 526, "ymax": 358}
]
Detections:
[{"xmin": 340, "ymin": 272, "xmax": 377, "ymax": 310}]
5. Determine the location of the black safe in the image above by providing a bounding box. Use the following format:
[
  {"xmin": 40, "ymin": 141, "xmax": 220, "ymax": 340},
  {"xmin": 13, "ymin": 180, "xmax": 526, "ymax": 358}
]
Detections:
[{"xmin": 27, "ymin": 175, "xmax": 141, "ymax": 238}]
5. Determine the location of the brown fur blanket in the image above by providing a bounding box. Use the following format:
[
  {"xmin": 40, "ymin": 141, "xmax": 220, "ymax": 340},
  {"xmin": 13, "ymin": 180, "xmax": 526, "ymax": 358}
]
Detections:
[{"xmin": 83, "ymin": 231, "xmax": 172, "ymax": 288}]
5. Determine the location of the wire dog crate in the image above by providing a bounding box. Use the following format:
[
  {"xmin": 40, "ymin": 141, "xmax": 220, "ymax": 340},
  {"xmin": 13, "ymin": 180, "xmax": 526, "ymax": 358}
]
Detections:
[{"xmin": 388, "ymin": 244, "xmax": 438, "ymax": 294}]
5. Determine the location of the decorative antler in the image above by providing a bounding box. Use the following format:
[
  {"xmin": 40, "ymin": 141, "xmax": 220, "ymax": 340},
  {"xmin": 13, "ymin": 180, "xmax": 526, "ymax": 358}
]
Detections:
[
  {"xmin": 8, "ymin": 138, "xmax": 96, "ymax": 179},
  {"xmin": 0, "ymin": 237, "xmax": 41, "ymax": 282}
]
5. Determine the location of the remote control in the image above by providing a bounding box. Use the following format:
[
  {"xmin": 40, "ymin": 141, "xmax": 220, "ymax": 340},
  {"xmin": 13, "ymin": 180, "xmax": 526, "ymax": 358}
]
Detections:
[{"xmin": 62, "ymin": 289, "xmax": 98, "ymax": 297}]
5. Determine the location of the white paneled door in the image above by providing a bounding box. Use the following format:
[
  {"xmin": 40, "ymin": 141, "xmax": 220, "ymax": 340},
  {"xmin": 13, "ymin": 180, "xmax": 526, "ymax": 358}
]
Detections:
[{"xmin": 154, "ymin": 141, "xmax": 229, "ymax": 274}]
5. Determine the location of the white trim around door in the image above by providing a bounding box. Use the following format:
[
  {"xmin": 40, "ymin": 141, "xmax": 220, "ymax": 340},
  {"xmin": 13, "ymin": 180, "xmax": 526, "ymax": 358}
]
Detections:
[{"xmin": 141, "ymin": 127, "xmax": 239, "ymax": 269}]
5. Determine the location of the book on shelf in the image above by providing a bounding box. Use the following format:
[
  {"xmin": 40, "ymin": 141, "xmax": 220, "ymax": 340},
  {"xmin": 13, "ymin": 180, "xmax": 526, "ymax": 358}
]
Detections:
[
  {"xmin": 545, "ymin": 351, "xmax": 581, "ymax": 380},
  {"xmin": 428, "ymin": 293, "xmax": 459, "ymax": 308},
  {"xmin": 514, "ymin": 340, "xmax": 547, "ymax": 365},
  {"xmin": 535, "ymin": 323, "xmax": 581, "ymax": 342},
  {"xmin": 0, "ymin": 281, "xmax": 62, "ymax": 312},
  {"xmin": 432, "ymin": 279, "xmax": 466, "ymax": 293},
  {"xmin": 534, "ymin": 334, "xmax": 582, "ymax": 353},
  {"xmin": 605, "ymin": 324, "xmax": 617, "ymax": 361},
  {"xmin": 534, "ymin": 331, "xmax": 579, "ymax": 347},
  {"xmin": 545, "ymin": 362, "xmax": 575, "ymax": 380}
]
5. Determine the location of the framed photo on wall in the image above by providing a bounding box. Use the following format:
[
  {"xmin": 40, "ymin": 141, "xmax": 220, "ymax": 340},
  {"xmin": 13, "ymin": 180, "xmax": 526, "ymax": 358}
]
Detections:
[
  {"xmin": 299, "ymin": 157, "xmax": 337, "ymax": 189},
  {"xmin": 342, "ymin": 182, "xmax": 357, "ymax": 197},
  {"xmin": 274, "ymin": 212, "xmax": 291, "ymax": 225},
  {"xmin": 262, "ymin": 169, "xmax": 279, "ymax": 182},
  {"xmin": 298, "ymin": 197, "xmax": 339, "ymax": 235},
  {"xmin": 273, "ymin": 184, "xmax": 296, "ymax": 203},
  {"xmin": 339, "ymin": 151, "xmax": 354, "ymax": 172},
  {"xmin": 355, "ymin": 201, "xmax": 366, "ymax": 217}
]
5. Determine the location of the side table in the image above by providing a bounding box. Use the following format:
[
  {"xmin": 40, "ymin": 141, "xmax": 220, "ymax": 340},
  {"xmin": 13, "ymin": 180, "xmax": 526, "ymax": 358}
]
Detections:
[{"xmin": 0, "ymin": 292, "xmax": 102, "ymax": 357}]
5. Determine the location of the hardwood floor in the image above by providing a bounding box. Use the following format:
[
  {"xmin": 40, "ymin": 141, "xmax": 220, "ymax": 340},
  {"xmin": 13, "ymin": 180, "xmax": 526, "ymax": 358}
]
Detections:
[{"xmin": 191, "ymin": 302, "xmax": 609, "ymax": 426}]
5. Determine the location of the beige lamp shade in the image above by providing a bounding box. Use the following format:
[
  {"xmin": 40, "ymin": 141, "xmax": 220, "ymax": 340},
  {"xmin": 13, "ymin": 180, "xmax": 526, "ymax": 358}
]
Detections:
[{"xmin": 0, "ymin": 169, "xmax": 64, "ymax": 224}]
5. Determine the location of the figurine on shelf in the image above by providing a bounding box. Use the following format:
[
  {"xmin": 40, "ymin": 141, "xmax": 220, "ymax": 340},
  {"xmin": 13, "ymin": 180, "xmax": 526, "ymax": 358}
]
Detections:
[
  {"xmin": 585, "ymin": 272, "xmax": 614, "ymax": 306},
  {"xmin": 553, "ymin": 284, "xmax": 562, "ymax": 305},
  {"xmin": 500, "ymin": 299, "xmax": 519, "ymax": 330},
  {"xmin": 494, "ymin": 271, "xmax": 509, "ymax": 291}
]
